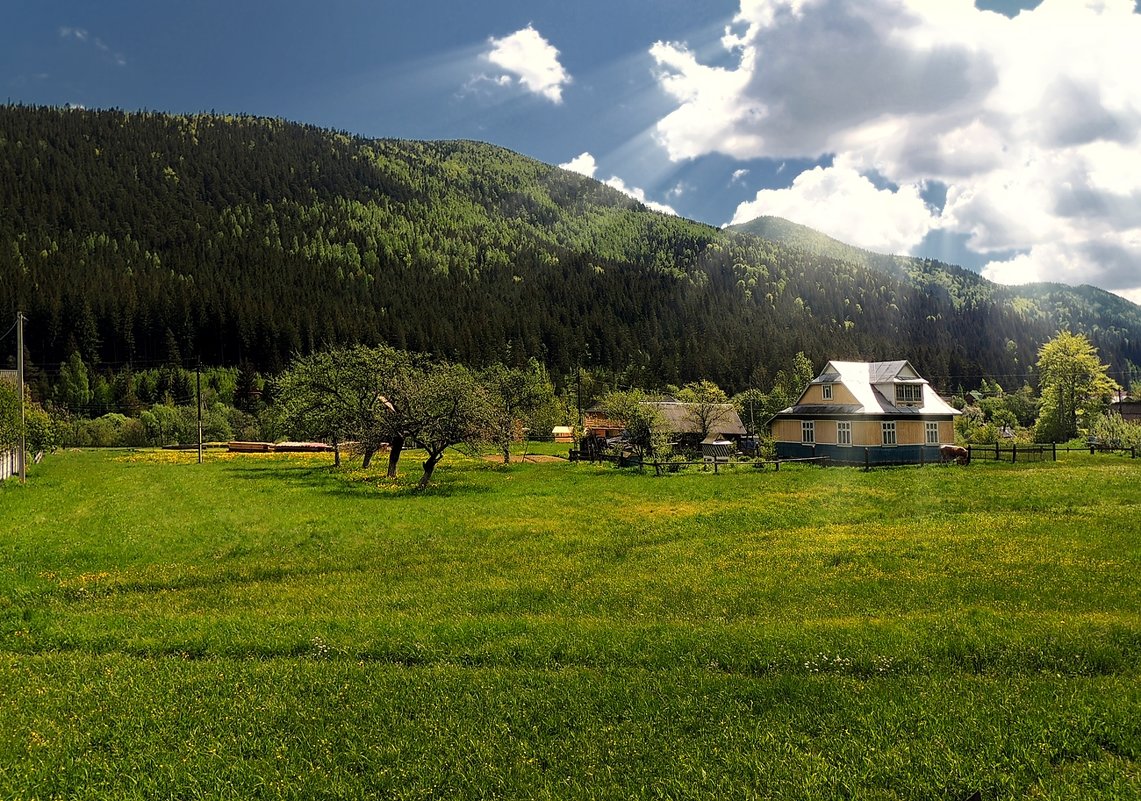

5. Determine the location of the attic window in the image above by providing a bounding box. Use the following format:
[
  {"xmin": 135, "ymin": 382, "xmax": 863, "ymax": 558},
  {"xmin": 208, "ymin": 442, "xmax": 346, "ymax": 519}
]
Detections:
[
  {"xmin": 895, "ymin": 384, "xmax": 923, "ymax": 404},
  {"xmin": 822, "ymin": 384, "xmax": 833, "ymax": 401}
]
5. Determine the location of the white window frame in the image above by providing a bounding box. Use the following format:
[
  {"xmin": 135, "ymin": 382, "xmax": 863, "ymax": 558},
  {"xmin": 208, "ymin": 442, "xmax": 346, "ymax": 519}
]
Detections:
[
  {"xmin": 821, "ymin": 383, "xmax": 833, "ymax": 401},
  {"xmin": 882, "ymin": 421, "xmax": 897, "ymax": 446},
  {"xmin": 802, "ymin": 420, "xmax": 815, "ymax": 444},
  {"xmin": 895, "ymin": 384, "xmax": 922, "ymax": 404},
  {"xmin": 925, "ymin": 421, "xmax": 939, "ymax": 445},
  {"xmin": 837, "ymin": 420, "xmax": 852, "ymax": 446}
]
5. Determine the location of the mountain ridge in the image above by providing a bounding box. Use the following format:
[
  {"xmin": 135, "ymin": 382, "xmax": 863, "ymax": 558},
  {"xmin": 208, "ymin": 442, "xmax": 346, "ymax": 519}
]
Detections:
[
  {"xmin": 1, "ymin": 104, "xmax": 1137, "ymax": 392},
  {"xmin": 729, "ymin": 215, "xmax": 1138, "ymax": 312}
]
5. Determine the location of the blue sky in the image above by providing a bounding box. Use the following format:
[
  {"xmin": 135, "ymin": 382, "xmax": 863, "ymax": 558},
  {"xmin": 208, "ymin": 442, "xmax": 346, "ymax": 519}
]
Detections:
[{"xmin": 4, "ymin": 0, "xmax": 1141, "ymax": 302}]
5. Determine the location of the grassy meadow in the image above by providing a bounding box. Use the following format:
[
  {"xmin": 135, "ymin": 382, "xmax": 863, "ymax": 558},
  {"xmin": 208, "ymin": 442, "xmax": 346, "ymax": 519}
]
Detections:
[{"xmin": 0, "ymin": 448, "xmax": 1138, "ymax": 799}]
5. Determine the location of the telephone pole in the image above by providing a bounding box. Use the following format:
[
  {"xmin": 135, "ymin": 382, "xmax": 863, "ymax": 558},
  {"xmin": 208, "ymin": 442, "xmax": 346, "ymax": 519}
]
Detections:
[
  {"xmin": 196, "ymin": 361, "xmax": 203, "ymax": 464},
  {"xmin": 16, "ymin": 311, "xmax": 26, "ymax": 484}
]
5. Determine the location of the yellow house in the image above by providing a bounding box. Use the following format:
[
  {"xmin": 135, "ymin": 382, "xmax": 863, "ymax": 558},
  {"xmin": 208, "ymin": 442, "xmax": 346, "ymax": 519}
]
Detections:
[{"xmin": 770, "ymin": 360, "xmax": 959, "ymax": 464}]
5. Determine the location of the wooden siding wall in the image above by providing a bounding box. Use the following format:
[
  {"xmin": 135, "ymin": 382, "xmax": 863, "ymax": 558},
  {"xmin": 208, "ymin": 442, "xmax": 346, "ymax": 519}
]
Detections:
[
  {"xmin": 773, "ymin": 419, "xmax": 954, "ymax": 446},
  {"xmin": 800, "ymin": 383, "xmax": 859, "ymax": 405}
]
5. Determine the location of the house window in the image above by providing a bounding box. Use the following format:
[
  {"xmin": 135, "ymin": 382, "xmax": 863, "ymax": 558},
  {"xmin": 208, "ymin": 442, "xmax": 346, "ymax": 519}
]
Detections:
[
  {"xmin": 925, "ymin": 421, "xmax": 939, "ymax": 445},
  {"xmin": 895, "ymin": 383, "xmax": 923, "ymax": 404},
  {"xmin": 802, "ymin": 421, "xmax": 815, "ymax": 444},
  {"xmin": 882, "ymin": 421, "xmax": 897, "ymax": 445},
  {"xmin": 822, "ymin": 384, "xmax": 833, "ymax": 401},
  {"xmin": 837, "ymin": 421, "xmax": 852, "ymax": 446}
]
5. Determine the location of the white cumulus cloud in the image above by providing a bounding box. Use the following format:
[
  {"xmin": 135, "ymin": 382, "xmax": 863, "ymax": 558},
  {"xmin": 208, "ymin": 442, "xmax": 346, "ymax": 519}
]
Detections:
[
  {"xmin": 730, "ymin": 160, "xmax": 936, "ymax": 254},
  {"xmin": 559, "ymin": 152, "xmax": 597, "ymax": 177},
  {"xmin": 484, "ymin": 25, "xmax": 570, "ymax": 104},
  {"xmin": 651, "ymin": 0, "xmax": 1141, "ymax": 301},
  {"xmin": 560, "ymin": 152, "xmax": 677, "ymax": 215}
]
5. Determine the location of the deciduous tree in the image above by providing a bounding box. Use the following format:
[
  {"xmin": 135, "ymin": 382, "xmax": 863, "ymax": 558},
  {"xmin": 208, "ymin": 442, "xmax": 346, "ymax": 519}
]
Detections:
[
  {"xmin": 408, "ymin": 362, "xmax": 491, "ymax": 489},
  {"xmin": 1034, "ymin": 331, "xmax": 1120, "ymax": 442},
  {"xmin": 599, "ymin": 389, "xmax": 664, "ymax": 458},
  {"xmin": 56, "ymin": 351, "xmax": 92, "ymax": 415},
  {"xmin": 676, "ymin": 379, "xmax": 731, "ymax": 441},
  {"xmin": 482, "ymin": 360, "xmax": 555, "ymax": 464}
]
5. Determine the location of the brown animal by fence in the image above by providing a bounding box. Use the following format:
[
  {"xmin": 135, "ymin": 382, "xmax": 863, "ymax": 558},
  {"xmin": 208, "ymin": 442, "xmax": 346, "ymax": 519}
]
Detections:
[{"xmin": 940, "ymin": 444, "xmax": 970, "ymax": 465}]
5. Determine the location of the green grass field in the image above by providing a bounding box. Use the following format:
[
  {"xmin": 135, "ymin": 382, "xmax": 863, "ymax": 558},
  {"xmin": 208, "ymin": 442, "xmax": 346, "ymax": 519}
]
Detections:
[{"xmin": 1, "ymin": 448, "xmax": 1138, "ymax": 799}]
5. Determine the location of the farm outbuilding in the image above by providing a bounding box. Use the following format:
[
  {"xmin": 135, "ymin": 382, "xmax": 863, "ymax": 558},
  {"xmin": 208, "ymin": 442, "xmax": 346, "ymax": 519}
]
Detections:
[
  {"xmin": 1111, "ymin": 399, "xmax": 1141, "ymax": 423},
  {"xmin": 552, "ymin": 426, "xmax": 575, "ymax": 443},
  {"xmin": 584, "ymin": 401, "xmax": 747, "ymax": 448},
  {"xmin": 769, "ymin": 360, "xmax": 959, "ymax": 465}
]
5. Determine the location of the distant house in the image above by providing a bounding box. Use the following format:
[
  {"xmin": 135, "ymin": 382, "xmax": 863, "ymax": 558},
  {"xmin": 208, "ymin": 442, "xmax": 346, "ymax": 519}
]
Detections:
[
  {"xmin": 584, "ymin": 401, "xmax": 747, "ymax": 447},
  {"xmin": 1110, "ymin": 399, "xmax": 1141, "ymax": 423},
  {"xmin": 769, "ymin": 360, "xmax": 959, "ymax": 465}
]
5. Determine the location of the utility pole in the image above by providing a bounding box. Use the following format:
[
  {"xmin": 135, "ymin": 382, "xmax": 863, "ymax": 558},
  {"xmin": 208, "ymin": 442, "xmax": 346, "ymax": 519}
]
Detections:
[
  {"xmin": 576, "ymin": 367, "xmax": 583, "ymax": 430},
  {"xmin": 196, "ymin": 361, "xmax": 203, "ymax": 464},
  {"xmin": 16, "ymin": 312, "xmax": 26, "ymax": 484}
]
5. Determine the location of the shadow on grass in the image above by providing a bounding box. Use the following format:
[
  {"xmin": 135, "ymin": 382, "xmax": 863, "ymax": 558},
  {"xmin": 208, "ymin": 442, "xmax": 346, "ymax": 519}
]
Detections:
[
  {"xmin": 55, "ymin": 561, "xmax": 360, "ymax": 602},
  {"xmin": 220, "ymin": 458, "xmax": 497, "ymax": 500}
]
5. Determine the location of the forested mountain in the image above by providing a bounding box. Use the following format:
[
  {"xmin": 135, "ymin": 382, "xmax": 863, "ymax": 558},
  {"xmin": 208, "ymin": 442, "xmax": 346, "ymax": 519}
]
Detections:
[
  {"xmin": 730, "ymin": 216, "xmax": 1141, "ymax": 385},
  {"xmin": 2, "ymin": 104, "xmax": 1138, "ymax": 393}
]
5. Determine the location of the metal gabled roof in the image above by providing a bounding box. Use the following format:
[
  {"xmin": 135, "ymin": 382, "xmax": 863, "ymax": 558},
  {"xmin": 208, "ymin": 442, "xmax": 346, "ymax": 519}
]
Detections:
[
  {"xmin": 777, "ymin": 359, "xmax": 959, "ymax": 419},
  {"xmin": 773, "ymin": 404, "xmax": 955, "ymax": 419}
]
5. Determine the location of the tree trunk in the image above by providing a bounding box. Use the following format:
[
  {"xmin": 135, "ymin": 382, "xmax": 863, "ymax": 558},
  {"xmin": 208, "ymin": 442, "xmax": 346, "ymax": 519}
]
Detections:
[
  {"xmin": 333, "ymin": 437, "xmax": 341, "ymax": 468},
  {"xmin": 362, "ymin": 445, "xmax": 375, "ymax": 470},
  {"xmin": 387, "ymin": 435, "xmax": 404, "ymax": 478},
  {"xmin": 418, "ymin": 450, "xmax": 444, "ymax": 490}
]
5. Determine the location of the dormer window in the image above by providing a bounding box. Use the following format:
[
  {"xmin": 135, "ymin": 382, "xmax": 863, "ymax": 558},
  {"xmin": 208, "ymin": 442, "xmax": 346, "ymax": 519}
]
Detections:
[
  {"xmin": 895, "ymin": 383, "xmax": 922, "ymax": 404},
  {"xmin": 821, "ymin": 384, "xmax": 833, "ymax": 401}
]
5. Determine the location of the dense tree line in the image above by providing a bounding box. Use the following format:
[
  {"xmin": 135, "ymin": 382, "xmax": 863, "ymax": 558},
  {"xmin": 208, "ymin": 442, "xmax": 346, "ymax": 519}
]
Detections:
[{"xmin": 2, "ymin": 105, "xmax": 1140, "ymax": 401}]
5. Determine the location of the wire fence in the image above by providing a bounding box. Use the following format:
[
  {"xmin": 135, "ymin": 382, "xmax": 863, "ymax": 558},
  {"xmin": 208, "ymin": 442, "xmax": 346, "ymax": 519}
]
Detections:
[
  {"xmin": 571, "ymin": 440, "xmax": 1135, "ymax": 474},
  {"xmin": 967, "ymin": 442, "xmax": 1137, "ymax": 461},
  {"xmin": 967, "ymin": 443, "xmax": 1055, "ymax": 463}
]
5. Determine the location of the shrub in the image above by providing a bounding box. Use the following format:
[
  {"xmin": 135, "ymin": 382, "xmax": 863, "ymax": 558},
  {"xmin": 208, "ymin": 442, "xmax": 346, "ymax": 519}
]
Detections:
[{"xmin": 1089, "ymin": 413, "xmax": 1141, "ymax": 450}]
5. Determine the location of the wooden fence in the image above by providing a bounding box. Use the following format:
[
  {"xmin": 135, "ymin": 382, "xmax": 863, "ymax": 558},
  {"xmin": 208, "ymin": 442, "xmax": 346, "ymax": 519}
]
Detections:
[
  {"xmin": 572, "ymin": 440, "xmax": 1138, "ymax": 475},
  {"xmin": 650, "ymin": 456, "xmax": 828, "ymax": 475},
  {"xmin": 569, "ymin": 450, "xmax": 829, "ymax": 473}
]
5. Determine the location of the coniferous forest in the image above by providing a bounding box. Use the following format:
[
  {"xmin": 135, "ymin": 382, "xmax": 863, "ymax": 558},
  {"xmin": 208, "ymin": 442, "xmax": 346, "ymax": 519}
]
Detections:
[{"xmin": 2, "ymin": 104, "xmax": 1140, "ymax": 396}]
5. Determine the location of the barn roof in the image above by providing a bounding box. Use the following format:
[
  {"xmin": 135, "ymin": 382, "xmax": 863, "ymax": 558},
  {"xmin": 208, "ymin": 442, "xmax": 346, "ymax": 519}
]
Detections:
[
  {"xmin": 646, "ymin": 402, "xmax": 747, "ymax": 436},
  {"xmin": 585, "ymin": 401, "xmax": 747, "ymax": 436}
]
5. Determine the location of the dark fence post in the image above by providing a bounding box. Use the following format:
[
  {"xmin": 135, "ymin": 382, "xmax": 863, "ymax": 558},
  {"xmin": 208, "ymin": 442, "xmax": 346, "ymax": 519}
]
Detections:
[
  {"xmin": 1052, "ymin": 442, "xmax": 1057, "ymax": 461},
  {"xmin": 967, "ymin": 444, "xmax": 972, "ymax": 463},
  {"xmin": 864, "ymin": 448, "xmax": 870, "ymax": 472},
  {"xmin": 1012, "ymin": 443, "xmax": 1017, "ymax": 463}
]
